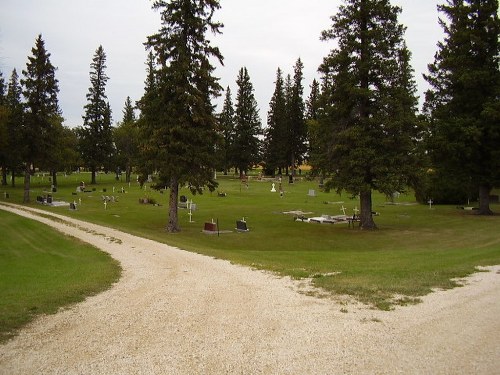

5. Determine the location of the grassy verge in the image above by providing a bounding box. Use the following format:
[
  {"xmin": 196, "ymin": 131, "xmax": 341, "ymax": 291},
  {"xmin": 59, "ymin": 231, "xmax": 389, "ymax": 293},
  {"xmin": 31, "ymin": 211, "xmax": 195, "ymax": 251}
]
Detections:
[
  {"xmin": 0, "ymin": 209, "xmax": 121, "ymax": 343},
  {"xmin": 1, "ymin": 172, "xmax": 499, "ymax": 310}
]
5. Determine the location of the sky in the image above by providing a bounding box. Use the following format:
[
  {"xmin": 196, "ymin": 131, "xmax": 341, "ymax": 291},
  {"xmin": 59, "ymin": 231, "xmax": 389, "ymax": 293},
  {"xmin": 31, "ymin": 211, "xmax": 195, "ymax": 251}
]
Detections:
[{"xmin": 0, "ymin": 0, "xmax": 444, "ymax": 128}]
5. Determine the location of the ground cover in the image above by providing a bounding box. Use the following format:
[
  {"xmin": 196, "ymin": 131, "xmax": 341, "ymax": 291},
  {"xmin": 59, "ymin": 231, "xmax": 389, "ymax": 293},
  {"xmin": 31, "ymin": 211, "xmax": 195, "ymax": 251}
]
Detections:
[
  {"xmin": 1, "ymin": 172, "xmax": 499, "ymax": 309},
  {"xmin": 0, "ymin": 208, "xmax": 121, "ymax": 343}
]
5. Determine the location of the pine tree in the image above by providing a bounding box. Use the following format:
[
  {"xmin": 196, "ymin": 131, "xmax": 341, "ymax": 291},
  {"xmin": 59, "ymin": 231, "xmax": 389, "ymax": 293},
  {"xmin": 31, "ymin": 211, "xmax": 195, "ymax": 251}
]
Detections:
[
  {"xmin": 144, "ymin": 0, "xmax": 224, "ymax": 232},
  {"xmin": 5, "ymin": 69, "xmax": 24, "ymax": 187},
  {"xmin": 424, "ymin": 0, "xmax": 500, "ymax": 214},
  {"xmin": 318, "ymin": 0, "xmax": 422, "ymax": 229},
  {"xmin": 264, "ymin": 68, "xmax": 287, "ymax": 175},
  {"xmin": 80, "ymin": 45, "xmax": 114, "ymax": 185},
  {"xmin": 218, "ymin": 87, "xmax": 236, "ymax": 175},
  {"xmin": 286, "ymin": 58, "xmax": 307, "ymax": 180},
  {"xmin": 233, "ymin": 67, "xmax": 262, "ymax": 177},
  {"xmin": 306, "ymin": 79, "xmax": 329, "ymax": 180},
  {"xmin": 0, "ymin": 70, "xmax": 7, "ymax": 185},
  {"xmin": 21, "ymin": 34, "xmax": 62, "ymax": 202},
  {"xmin": 114, "ymin": 96, "xmax": 139, "ymax": 183}
]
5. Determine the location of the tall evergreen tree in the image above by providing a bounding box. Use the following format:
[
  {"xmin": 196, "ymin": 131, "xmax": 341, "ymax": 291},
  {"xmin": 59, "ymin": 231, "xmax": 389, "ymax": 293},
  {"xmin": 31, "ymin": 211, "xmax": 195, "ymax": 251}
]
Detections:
[
  {"xmin": 233, "ymin": 67, "xmax": 262, "ymax": 177},
  {"xmin": 21, "ymin": 34, "xmax": 62, "ymax": 202},
  {"xmin": 286, "ymin": 58, "xmax": 307, "ymax": 179},
  {"xmin": 424, "ymin": 0, "xmax": 500, "ymax": 214},
  {"xmin": 143, "ymin": 0, "xmax": 223, "ymax": 232},
  {"xmin": 114, "ymin": 96, "xmax": 139, "ymax": 183},
  {"xmin": 306, "ymin": 79, "xmax": 329, "ymax": 179},
  {"xmin": 80, "ymin": 45, "xmax": 114, "ymax": 185},
  {"xmin": 218, "ymin": 87, "xmax": 236, "ymax": 175},
  {"xmin": 0, "ymin": 70, "xmax": 7, "ymax": 185},
  {"xmin": 264, "ymin": 68, "xmax": 287, "ymax": 175},
  {"xmin": 5, "ymin": 69, "xmax": 24, "ymax": 187},
  {"xmin": 318, "ymin": 0, "xmax": 422, "ymax": 229},
  {"xmin": 136, "ymin": 51, "xmax": 160, "ymax": 180}
]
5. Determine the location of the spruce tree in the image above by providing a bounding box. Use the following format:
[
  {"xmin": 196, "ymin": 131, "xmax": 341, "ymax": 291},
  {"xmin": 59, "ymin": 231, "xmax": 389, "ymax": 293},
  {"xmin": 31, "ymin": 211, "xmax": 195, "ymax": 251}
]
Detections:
[
  {"xmin": 114, "ymin": 96, "xmax": 139, "ymax": 183},
  {"xmin": 5, "ymin": 69, "xmax": 24, "ymax": 187},
  {"xmin": 80, "ymin": 45, "xmax": 114, "ymax": 185},
  {"xmin": 264, "ymin": 68, "xmax": 287, "ymax": 175},
  {"xmin": 144, "ymin": 0, "xmax": 223, "ymax": 232},
  {"xmin": 286, "ymin": 58, "xmax": 307, "ymax": 179},
  {"xmin": 318, "ymin": 0, "xmax": 422, "ymax": 229},
  {"xmin": 233, "ymin": 67, "xmax": 262, "ymax": 177},
  {"xmin": 424, "ymin": 0, "xmax": 500, "ymax": 214},
  {"xmin": 218, "ymin": 87, "xmax": 236, "ymax": 175},
  {"xmin": 21, "ymin": 34, "xmax": 62, "ymax": 202},
  {"xmin": 0, "ymin": 71, "xmax": 7, "ymax": 185}
]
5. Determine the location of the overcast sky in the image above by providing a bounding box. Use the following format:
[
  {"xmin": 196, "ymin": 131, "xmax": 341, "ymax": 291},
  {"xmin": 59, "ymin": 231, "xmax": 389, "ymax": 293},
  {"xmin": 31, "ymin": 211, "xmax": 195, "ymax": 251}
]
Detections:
[{"xmin": 0, "ymin": 0, "xmax": 443, "ymax": 127}]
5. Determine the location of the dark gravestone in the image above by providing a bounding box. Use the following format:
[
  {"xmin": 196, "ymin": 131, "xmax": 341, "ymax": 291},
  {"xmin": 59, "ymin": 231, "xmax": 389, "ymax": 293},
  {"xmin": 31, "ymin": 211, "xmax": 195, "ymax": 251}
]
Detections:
[
  {"xmin": 204, "ymin": 222, "xmax": 217, "ymax": 232},
  {"xmin": 180, "ymin": 195, "xmax": 187, "ymax": 203},
  {"xmin": 236, "ymin": 220, "xmax": 249, "ymax": 232},
  {"xmin": 47, "ymin": 195, "xmax": 52, "ymax": 204},
  {"xmin": 70, "ymin": 202, "xmax": 77, "ymax": 210}
]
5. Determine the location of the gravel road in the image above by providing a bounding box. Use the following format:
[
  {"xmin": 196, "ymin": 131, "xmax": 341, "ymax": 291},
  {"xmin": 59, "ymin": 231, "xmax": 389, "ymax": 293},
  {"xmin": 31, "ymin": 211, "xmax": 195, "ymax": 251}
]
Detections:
[{"xmin": 1, "ymin": 203, "xmax": 499, "ymax": 374}]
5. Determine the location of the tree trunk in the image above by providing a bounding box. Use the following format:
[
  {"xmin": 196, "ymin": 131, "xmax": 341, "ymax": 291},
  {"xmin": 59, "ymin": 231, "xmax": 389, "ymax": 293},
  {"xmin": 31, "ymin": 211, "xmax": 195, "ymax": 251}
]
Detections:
[
  {"xmin": 478, "ymin": 184, "xmax": 493, "ymax": 215},
  {"xmin": 126, "ymin": 163, "xmax": 131, "ymax": 183},
  {"xmin": 360, "ymin": 190, "xmax": 377, "ymax": 230},
  {"xmin": 51, "ymin": 170, "xmax": 57, "ymax": 188},
  {"xmin": 91, "ymin": 167, "xmax": 97, "ymax": 185},
  {"xmin": 1, "ymin": 166, "xmax": 7, "ymax": 186},
  {"xmin": 166, "ymin": 177, "xmax": 180, "ymax": 232},
  {"xmin": 23, "ymin": 164, "xmax": 31, "ymax": 203}
]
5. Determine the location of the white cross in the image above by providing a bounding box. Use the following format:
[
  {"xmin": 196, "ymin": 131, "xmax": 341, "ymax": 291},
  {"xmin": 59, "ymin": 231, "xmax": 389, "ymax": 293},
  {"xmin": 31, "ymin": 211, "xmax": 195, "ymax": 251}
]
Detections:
[
  {"xmin": 341, "ymin": 206, "xmax": 347, "ymax": 215},
  {"xmin": 353, "ymin": 207, "xmax": 359, "ymax": 215},
  {"xmin": 104, "ymin": 201, "xmax": 107, "ymax": 210}
]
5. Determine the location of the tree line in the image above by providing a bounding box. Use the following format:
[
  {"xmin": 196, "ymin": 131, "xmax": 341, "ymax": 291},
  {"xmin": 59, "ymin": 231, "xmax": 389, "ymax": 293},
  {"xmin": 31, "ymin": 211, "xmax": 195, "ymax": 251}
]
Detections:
[{"xmin": 0, "ymin": 0, "xmax": 498, "ymax": 231}]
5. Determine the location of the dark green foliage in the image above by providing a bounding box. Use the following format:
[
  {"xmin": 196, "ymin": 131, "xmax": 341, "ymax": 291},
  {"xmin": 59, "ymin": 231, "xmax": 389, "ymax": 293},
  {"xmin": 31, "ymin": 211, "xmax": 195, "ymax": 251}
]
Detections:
[
  {"xmin": 21, "ymin": 34, "xmax": 62, "ymax": 202},
  {"xmin": 114, "ymin": 96, "xmax": 139, "ymax": 183},
  {"xmin": 264, "ymin": 68, "xmax": 288, "ymax": 175},
  {"xmin": 0, "ymin": 71, "xmax": 7, "ymax": 185},
  {"xmin": 286, "ymin": 58, "xmax": 307, "ymax": 177},
  {"xmin": 217, "ymin": 87, "xmax": 236, "ymax": 175},
  {"xmin": 142, "ymin": 0, "xmax": 223, "ymax": 232},
  {"xmin": 233, "ymin": 67, "xmax": 262, "ymax": 176},
  {"xmin": 80, "ymin": 46, "xmax": 114, "ymax": 185},
  {"xmin": 424, "ymin": 0, "xmax": 500, "ymax": 214},
  {"xmin": 4, "ymin": 69, "xmax": 25, "ymax": 187},
  {"xmin": 316, "ymin": 0, "xmax": 423, "ymax": 229}
]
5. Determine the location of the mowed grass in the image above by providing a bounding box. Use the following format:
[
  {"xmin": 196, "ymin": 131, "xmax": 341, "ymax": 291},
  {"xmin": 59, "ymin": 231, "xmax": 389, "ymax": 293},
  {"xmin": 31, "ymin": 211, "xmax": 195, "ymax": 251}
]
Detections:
[
  {"xmin": 1, "ymin": 172, "xmax": 500, "ymax": 310},
  {"xmin": 0, "ymin": 209, "xmax": 121, "ymax": 343}
]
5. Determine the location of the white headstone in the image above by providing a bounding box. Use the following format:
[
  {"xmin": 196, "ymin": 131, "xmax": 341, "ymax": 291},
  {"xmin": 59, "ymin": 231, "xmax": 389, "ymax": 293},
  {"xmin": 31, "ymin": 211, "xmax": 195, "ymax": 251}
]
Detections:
[{"xmin": 271, "ymin": 183, "xmax": 276, "ymax": 192}]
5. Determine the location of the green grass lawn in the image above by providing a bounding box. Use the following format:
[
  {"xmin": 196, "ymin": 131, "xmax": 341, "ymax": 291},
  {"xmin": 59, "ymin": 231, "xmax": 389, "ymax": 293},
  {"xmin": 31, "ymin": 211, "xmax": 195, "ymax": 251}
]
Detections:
[
  {"xmin": 1, "ymin": 171, "xmax": 499, "ymax": 310},
  {"xmin": 0, "ymin": 209, "xmax": 121, "ymax": 343}
]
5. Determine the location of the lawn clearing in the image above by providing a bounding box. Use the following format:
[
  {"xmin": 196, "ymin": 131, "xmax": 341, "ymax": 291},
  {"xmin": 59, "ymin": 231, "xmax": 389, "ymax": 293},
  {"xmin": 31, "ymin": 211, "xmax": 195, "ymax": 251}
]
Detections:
[
  {"xmin": 1, "ymin": 172, "xmax": 499, "ymax": 309},
  {"xmin": 0, "ymin": 209, "xmax": 121, "ymax": 343}
]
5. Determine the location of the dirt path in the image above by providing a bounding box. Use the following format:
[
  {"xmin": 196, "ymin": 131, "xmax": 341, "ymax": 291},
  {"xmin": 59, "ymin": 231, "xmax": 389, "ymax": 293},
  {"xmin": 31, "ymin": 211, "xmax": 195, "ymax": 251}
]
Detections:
[{"xmin": 1, "ymin": 202, "xmax": 499, "ymax": 374}]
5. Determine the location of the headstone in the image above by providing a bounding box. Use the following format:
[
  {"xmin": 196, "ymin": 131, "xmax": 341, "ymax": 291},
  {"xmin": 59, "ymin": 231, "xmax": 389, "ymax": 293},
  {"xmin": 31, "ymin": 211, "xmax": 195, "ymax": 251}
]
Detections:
[
  {"xmin": 204, "ymin": 222, "xmax": 217, "ymax": 232},
  {"xmin": 236, "ymin": 218, "xmax": 249, "ymax": 232},
  {"xmin": 47, "ymin": 195, "xmax": 52, "ymax": 204},
  {"xmin": 271, "ymin": 183, "xmax": 276, "ymax": 192},
  {"xmin": 308, "ymin": 189, "xmax": 316, "ymax": 197},
  {"xmin": 70, "ymin": 202, "xmax": 77, "ymax": 210},
  {"xmin": 180, "ymin": 195, "xmax": 187, "ymax": 202}
]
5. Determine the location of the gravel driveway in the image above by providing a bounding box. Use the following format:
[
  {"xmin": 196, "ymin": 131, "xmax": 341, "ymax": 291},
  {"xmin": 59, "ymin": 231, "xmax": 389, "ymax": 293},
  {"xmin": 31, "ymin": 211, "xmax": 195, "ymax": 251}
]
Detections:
[{"xmin": 1, "ymin": 203, "xmax": 499, "ymax": 374}]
